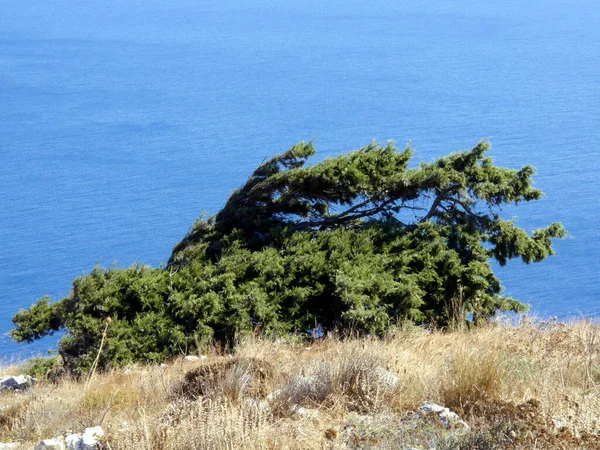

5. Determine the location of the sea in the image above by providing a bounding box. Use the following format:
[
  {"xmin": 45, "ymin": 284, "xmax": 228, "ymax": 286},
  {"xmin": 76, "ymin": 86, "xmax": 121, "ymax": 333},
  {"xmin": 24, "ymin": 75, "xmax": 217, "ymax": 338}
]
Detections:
[{"xmin": 1, "ymin": 0, "xmax": 599, "ymax": 359}]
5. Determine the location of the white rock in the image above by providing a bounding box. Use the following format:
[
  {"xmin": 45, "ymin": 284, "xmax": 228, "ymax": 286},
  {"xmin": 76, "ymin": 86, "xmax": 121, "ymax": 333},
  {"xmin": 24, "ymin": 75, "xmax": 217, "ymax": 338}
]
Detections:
[
  {"xmin": 65, "ymin": 426, "xmax": 104, "ymax": 450},
  {"xmin": 64, "ymin": 435, "xmax": 80, "ymax": 450},
  {"xmin": 183, "ymin": 355, "xmax": 207, "ymax": 362},
  {"xmin": 0, "ymin": 375, "xmax": 36, "ymax": 391},
  {"xmin": 552, "ymin": 417, "xmax": 567, "ymax": 430},
  {"xmin": 159, "ymin": 363, "xmax": 169, "ymax": 368},
  {"xmin": 0, "ymin": 443, "xmax": 19, "ymax": 449},
  {"xmin": 418, "ymin": 402, "xmax": 468, "ymax": 429},
  {"xmin": 82, "ymin": 426, "xmax": 104, "ymax": 448},
  {"xmin": 375, "ymin": 367, "xmax": 400, "ymax": 388},
  {"xmin": 34, "ymin": 437, "xmax": 65, "ymax": 450}
]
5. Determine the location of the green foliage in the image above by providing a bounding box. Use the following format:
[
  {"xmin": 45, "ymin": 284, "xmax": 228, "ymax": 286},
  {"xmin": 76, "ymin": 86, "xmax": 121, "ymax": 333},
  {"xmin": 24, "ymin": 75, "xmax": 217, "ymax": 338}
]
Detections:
[
  {"xmin": 11, "ymin": 140, "xmax": 566, "ymax": 373},
  {"xmin": 11, "ymin": 296, "xmax": 61, "ymax": 343},
  {"xmin": 13, "ymin": 265, "xmax": 189, "ymax": 375},
  {"xmin": 24, "ymin": 356, "xmax": 61, "ymax": 380}
]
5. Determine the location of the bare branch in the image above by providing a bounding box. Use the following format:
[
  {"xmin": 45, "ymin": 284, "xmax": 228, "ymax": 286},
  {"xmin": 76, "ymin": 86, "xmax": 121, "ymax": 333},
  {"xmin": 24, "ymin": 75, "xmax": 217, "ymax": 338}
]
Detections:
[{"xmin": 418, "ymin": 184, "xmax": 460, "ymax": 224}]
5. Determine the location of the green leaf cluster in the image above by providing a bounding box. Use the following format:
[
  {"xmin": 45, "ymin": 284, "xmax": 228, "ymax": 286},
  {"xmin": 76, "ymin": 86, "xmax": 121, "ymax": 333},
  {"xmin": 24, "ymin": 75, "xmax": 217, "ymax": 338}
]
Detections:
[{"xmin": 11, "ymin": 140, "xmax": 566, "ymax": 373}]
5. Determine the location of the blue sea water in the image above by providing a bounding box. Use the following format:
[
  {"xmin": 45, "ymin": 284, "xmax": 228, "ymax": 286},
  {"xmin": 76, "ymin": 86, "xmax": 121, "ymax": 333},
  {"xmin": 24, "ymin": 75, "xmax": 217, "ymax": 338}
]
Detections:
[{"xmin": 1, "ymin": 0, "xmax": 599, "ymax": 358}]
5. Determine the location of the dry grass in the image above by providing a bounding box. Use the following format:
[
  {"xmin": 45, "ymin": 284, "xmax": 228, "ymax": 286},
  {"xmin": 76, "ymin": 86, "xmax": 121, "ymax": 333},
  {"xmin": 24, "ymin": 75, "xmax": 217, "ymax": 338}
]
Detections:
[{"xmin": 1, "ymin": 316, "xmax": 600, "ymax": 449}]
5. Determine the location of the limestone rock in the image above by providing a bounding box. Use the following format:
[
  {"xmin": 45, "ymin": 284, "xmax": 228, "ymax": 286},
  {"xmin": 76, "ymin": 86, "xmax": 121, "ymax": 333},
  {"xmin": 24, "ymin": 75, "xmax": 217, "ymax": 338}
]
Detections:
[
  {"xmin": 34, "ymin": 437, "xmax": 65, "ymax": 450},
  {"xmin": 65, "ymin": 426, "xmax": 104, "ymax": 450},
  {"xmin": 184, "ymin": 355, "xmax": 207, "ymax": 362},
  {"xmin": 0, "ymin": 443, "xmax": 19, "ymax": 449},
  {"xmin": 0, "ymin": 375, "xmax": 36, "ymax": 391},
  {"xmin": 418, "ymin": 402, "xmax": 468, "ymax": 429},
  {"xmin": 552, "ymin": 417, "xmax": 567, "ymax": 430}
]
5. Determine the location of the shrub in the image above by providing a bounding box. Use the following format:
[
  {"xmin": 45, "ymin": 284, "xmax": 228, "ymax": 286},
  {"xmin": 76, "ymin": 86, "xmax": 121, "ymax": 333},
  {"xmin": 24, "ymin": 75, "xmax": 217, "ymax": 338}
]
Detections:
[
  {"xmin": 180, "ymin": 358, "xmax": 276, "ymax": 401},
  {"xmin": 24, "ymin": 356, "xmax": 61, "ymax": 380},
  {"xmin": 11, "ymin": 140, "xmax": 566, "ymax": 372}
]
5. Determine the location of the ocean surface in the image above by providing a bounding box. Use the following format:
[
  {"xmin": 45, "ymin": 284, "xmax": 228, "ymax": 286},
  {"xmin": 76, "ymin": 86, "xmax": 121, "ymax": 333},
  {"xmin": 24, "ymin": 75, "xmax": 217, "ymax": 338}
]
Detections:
[{"xmin": 1, "ymin": 0, "xmax": 599, "ymax": 358}]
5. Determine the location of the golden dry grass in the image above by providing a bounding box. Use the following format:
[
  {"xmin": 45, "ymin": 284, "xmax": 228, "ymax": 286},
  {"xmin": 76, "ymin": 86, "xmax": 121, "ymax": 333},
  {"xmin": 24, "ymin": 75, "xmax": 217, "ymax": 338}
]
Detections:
[{"xmin": 0, "ymin": 316, "xmax": 599, "ymax": 449}]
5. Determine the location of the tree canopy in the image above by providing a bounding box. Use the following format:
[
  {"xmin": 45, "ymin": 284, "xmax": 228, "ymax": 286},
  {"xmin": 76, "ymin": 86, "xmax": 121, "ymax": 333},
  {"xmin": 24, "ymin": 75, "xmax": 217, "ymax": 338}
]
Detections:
[{"xmin": 11, "ymin": 140, "xmax": 567, "ymax": 374}]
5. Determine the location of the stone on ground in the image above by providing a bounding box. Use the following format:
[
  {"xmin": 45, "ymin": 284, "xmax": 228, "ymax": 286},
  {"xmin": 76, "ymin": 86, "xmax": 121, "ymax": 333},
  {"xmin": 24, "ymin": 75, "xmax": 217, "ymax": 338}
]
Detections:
[
  {"xmin": 418, "ymin": 402, "xmax": 468, "ymax": 429},
  {"xmin": 0, "ymin": 375, "xmax": 36, "ymax": 391},
  {"xmin": 35, "ymin": 426, "xmax": 104, "ymax": 450},
  {"xmin": 34, "ymin": 437, "xmax": 65, "ymax": 450}
]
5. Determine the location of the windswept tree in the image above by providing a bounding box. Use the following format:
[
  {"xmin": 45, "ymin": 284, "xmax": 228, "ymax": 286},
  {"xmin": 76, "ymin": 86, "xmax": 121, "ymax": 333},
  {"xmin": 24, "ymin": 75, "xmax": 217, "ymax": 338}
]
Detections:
[{"xmin": 12, "ymin": 140, "xmax": 566, "ymax": 373}]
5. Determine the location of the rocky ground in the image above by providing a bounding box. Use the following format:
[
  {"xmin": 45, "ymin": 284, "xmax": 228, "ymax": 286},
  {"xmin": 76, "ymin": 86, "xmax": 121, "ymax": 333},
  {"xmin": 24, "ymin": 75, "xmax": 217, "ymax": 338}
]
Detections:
[{"xmin": 0, "ymin": 317, "xmax": 599, "ymax": 449}]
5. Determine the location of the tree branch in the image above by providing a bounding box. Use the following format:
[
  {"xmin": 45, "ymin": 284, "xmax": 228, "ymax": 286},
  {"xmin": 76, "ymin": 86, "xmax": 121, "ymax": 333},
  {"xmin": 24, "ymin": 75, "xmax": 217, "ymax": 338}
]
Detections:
[
  {"xmin": 418, "ymin": 184, "xmax": 459, "ymax": 224},
  {"xmin": 294, "ymin": 197, "xmax": 398, "ymax": 231}
]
